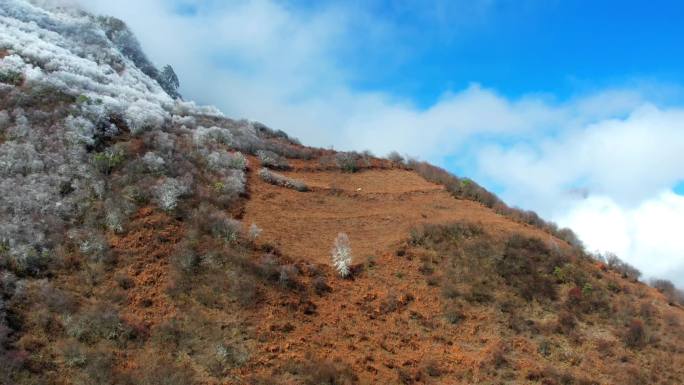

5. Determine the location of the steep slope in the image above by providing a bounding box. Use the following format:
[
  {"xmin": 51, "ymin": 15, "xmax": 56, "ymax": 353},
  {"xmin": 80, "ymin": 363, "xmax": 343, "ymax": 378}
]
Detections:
[
  {"xmin": 0, "ymin": 2, "xmax": 683, "ymax": 385},
  {"xmin": 238, "ymin": 157, "xmax": 684, "ymax": 385}
]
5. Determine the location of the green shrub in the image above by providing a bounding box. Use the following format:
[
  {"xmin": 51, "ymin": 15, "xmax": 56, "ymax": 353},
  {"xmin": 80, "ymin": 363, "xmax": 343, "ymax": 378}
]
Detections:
[
  {"xmin": 495, "ymin": 235, "xmax": 564, "ymax": 301},
  {"xmin": 66, "ymin": 306, "xmax": 132, "ymax": 345},
  {"xmin": 0, "ymin": 70, "xmax": 23, "ymax": 86},
  {"xmin": 313, "ymin": 276, "xmax": 332, "ymax": 295},
  {"xmin": 409, "ymin": 222, "xmax": 483, "ymax": 248},
  {"xmin": 284, "ymin": 358, "xmax": 358, "ymax": 385},
  {"xmin": 93, "ymin": 148, "xmax": 125, "ymax": 175},
  {"xmin": 554, "ymin": 264, "xmax": 588, "ymax": 286},
  {"xmin": 444, "ymin": 306, "xmax": 465, "ymax": 325},
  {"xmin": 7, "ymin": 246, "xmax": 52, "ymax": 277}
]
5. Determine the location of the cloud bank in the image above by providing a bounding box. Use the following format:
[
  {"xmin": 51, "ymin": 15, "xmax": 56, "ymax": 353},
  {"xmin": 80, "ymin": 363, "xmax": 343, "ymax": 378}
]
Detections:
[{"xmin": 74, "ymin": 0, "xmax": 684, "ymax": 286}]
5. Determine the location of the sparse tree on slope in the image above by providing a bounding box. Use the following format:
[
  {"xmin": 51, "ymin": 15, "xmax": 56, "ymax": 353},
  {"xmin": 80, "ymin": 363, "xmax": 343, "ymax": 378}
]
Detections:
[
  {"xmin": 159, "ymin": 65, "xmax": 181, "ymax": 99},
  {"xmin": 331, "ymin": 233, "xmax": 353, "ymax": 278}
]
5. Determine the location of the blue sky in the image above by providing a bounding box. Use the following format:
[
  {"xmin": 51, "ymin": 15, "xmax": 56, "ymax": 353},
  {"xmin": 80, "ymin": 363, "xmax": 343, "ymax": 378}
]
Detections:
[
  {"xmin": 675, "ymin": 181, "xmax": 684, "ymax": 195},
  {"xmin": 242, "ymin": 0, "xmax": 684, "ymax": 108},
  {"xmin": 79, "ymin": 0, "xmax": 684, "ymax": 286},
  {"xmin": 168, "ymin": 0, "xmax": 684, "ymax": 102}
]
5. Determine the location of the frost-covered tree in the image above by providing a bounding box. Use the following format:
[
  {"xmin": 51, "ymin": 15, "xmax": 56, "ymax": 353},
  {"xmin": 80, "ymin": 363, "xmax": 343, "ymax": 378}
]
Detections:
[
  {"xmin": 154, "ymin": 177, "xmax": 191, "ymax": 211},
  {"xmin": 142, "ymin": 151, "xmax": 166, "ymax": 174},
  {"xmin": 248, "ymin": 223, "xmax": 262, "ymax": 242},
  {"xmin": 159, "ymin": 65, "xmax": 181, "ymax": 99},
  {"xmin": 331, "ymin": 233, "xmax": 352, "ymax": 278},
  {"xmin": 214, "ymin": 169, "xmax": 246, "ymax": 201}
]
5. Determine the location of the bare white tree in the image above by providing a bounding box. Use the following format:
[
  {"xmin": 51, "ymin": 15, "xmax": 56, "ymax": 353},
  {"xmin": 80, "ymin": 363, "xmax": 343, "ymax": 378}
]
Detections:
[
  {"xmin": 331, "ymin": 233, "xmax": 353, "ymax": 278},
  {"xmin": 248, "ymin": 223, "xmax": 262, "ymax": 242}
]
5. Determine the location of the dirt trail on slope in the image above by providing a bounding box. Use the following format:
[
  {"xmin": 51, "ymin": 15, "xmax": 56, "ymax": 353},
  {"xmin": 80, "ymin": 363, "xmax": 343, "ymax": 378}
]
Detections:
[{"xmin": 243, "ymin": 163, "xmax": 558, "ymax": 266}]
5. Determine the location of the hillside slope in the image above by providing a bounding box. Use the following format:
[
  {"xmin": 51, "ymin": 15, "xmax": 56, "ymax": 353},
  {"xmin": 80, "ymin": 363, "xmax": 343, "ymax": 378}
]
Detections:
[
  {"xmin": 243, "ymin": 164, "xmax": 560, "ymax": 265},
  {"xmin": 238, "ymin": 157, "xmax": 684, "ymax": 385},
  {"xmin": 0, "ymin": 2, "xmax": 683, "ymax": 385}
]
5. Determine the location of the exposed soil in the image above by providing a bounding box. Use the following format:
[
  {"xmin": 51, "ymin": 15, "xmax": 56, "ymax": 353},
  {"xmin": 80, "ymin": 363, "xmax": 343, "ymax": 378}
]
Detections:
[
  {"xmin": 232, "ymin": 159, "xmax": 596, "ymax": 384},
  {"xmin": 236, "ymin": 248, "xmax": 515, "ymax": 384},
  {"xmin": 244, "ymin": 164, "xmax": 560, "ymax": 266},
  {"xmin": 105, "ymin": 207, "xmax": 182, "ymax": 327}
]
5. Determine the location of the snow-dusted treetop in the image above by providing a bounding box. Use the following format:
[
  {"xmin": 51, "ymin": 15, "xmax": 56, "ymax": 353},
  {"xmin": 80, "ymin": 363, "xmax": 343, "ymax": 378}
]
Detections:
[
  {"xmin": 0, "ymin": 0, "xmax": 219, "ymax": 131},
  {"xmin": 0, "ymin": 0, "xmax": 309, "ymax": 269}
]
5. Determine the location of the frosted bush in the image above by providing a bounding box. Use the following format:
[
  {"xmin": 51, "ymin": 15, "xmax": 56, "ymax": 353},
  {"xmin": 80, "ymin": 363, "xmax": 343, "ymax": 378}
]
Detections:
[
  {"xmin": 214, "ymin": 169, "xmax": 246, "ymax": 199},
  {"xmin": 171, "ymin": 114, "xmax": 196, "ymax": 128},
  {"xmin": 67, "ymin": 228, "xmax": 108, "ymax": 259},
  {"xmin": 0, "ymin": 54, "xmax": 26, "ymax": 79},
  {"xmin": 206, "ymin": 150, "xmax": 248, "ymax": 172},
  {"xmin": 7, "ymin": 245, "xmax": 51, "ymax": 277},
  {"xmin": 227, "ymin": 152, "xmax": 248, "ymax": 170},
  {"xmin": 0, "ymin": 270, "xmax": 15, "ymax": 290},
  {"xmin": 104, "ymin": 210, "xmax": 124, "ymax": 233},
  {"xmin": 331, "ymin": 233, "xmax": 352, "ymax": 278},
  {"xmin": 0, "ymin": 111, "xmax": 10, "ymax": 130},
  {"xmin": 154, "ymin": 177, "xmax": 190, "ymax": 211},
  {"xmin": 92, "ymin": 146, "xmax": 125, "ymax": 174},
  {"xmin": 125, "ymin": 100, "xmax": 168, "ymax": 135},
  {"xmin": 204, "ymin": 211, "xmax": 241, "ymax": 243},
  {"xmin": 205, "ymin": 150, "xmax": 228, "ymax": 171},
  {"xmin": 215, "ymin": 342, "xmax": 248, "ymax": 366},
  {"xmin": 2, "ymin": 113, "xmax": 26, "ymax": 141},
  {"xmin": 231, "ymin": 124, "xmax": 262, "ymax": 152},
  {"xmin": 142, "ymin": 151, "xmax": 165, "ymax": 174},
  {"xmin": 0, "ymin": 142, "xmax": 45, "ymax": 176},
  {"xmin": 335, "ymin": 152, "xmax": 368, "ymax": 173},
  {"xmin": 258, "ymin": 168, "xmax": 307, "ymax": 192},
  {"xmin": 63, "ymin": 115, "xmax": 95, "ymax": 145},
  {"xmin": 104, "ymin": 202, "xmax": 125, "ymax": 234},
  {"xmin": 172, "ymin": 100, "xmax": 223, "ymax": 118},
  {"xmin": 257, "ymin": 149, "xmax": 289, "ymax": 170},
  {"xmin": 248, "ymin": 224, "xmax": 262, "ymax": 242},
  {"xmin": 78, "ymin": 235, "xmax": 108, "ymax": 263},
  {"xmin": 193, "ymin": 126, "xmax": 232, "ymax": 146},
  {"xmin": 146, "ymin": 130, "xmax": 175, "ymax": 155}
]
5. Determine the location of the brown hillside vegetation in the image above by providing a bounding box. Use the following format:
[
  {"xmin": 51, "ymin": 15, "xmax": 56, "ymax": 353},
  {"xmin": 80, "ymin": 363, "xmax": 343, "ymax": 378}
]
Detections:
[
  {"xmin": 237, "ymin": 158, "xmax": 684, "ymax": 385},
  {"xmin": 3, "ymin": 150, "xmax": 684, "ymax": 385},
  {"xmin": 243, "ymin": 163, "xmax": 561, "ymax": 265}
]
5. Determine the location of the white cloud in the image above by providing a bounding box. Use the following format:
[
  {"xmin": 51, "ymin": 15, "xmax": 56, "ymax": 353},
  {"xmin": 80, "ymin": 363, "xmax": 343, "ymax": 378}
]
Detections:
[
  {"xmin": 561, "ymin": 192, "xmax": 684, "ymax": 285},
  {"xmin": 71, "ymin": 0, "xmax": 684, "ymax": 286},
  {"xmin": 473, "ymin": 100, "xmax": 684, "ymax": 286},
  {"xmin": 477, "ymin": 103, "xmax": 684, "ymax": 210}
]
